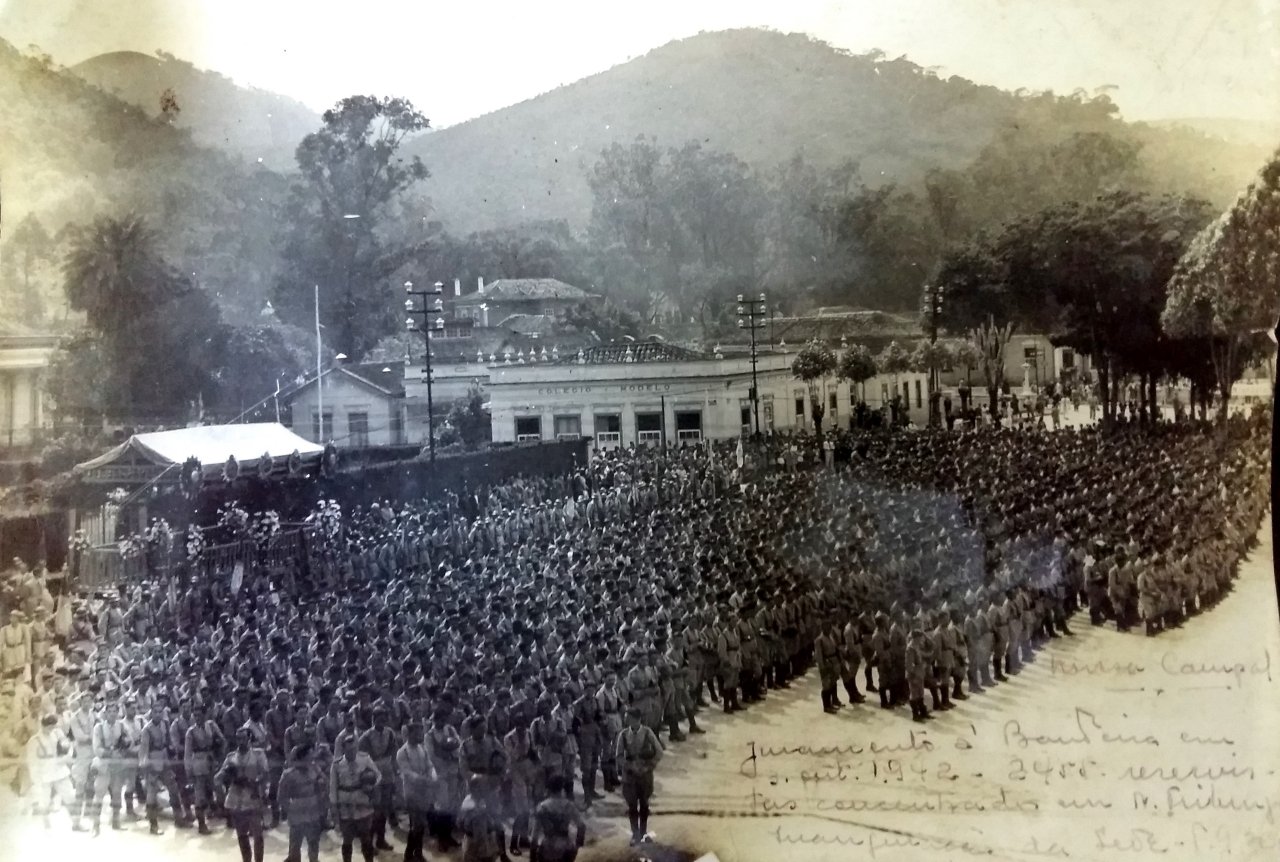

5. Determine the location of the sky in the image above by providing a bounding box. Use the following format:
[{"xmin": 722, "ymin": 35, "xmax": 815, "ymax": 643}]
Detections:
[{"xmin": 1, "ymin": 0, "xmax": 1278, "ymax": 128}]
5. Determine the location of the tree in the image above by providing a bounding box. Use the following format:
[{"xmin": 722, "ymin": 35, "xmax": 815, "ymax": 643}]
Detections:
[
  {"xmin": 273, "ymin": 96, "xmax": 431, "ymax": 360},
  {"xmin": 970, "ymin": 318, "xmax": 1013, "ymax": 419},
  {"xmin": 447, "ymin": 383, "xmax": 490, "ymax": 448},
  {"xmin": 791, "ymin": 340, "xmax": 837, "ymax": 441},
  {"xmin": 2, "ymin": 214, "xmax": 54, "ymax": 322},
  {"xmin": 57, "ymin": 214, "xmax": 226, "ymax": 422},
  {"xmin": 1163, "ymin": 149, "xmax": 1280, "ymax": 420},
  {"xmin": 836, "ymin": 344, "xmax": 877, "ymax": 403},
  {"xmin": 159, "ymin": 88, "xmax": 181, "ymax": 124}
]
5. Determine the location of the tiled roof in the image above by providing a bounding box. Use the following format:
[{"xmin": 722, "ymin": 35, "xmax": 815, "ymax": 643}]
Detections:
[
  {"xmin": 454, "ymin": 279, "xmax": 597, "ymax": 303},
  {"xmin": 558, "ymin": 342, "xmax": 709, "ymax": 365},
  {"xmin": 342, "ymin": 361, "xmax": 405, "ymax": 396},
  {"xmin": 497, "ymin": 313, "xmax": 558, "ymax": 335}
]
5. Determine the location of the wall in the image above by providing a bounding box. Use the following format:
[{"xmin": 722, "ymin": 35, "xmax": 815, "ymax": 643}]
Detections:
[
  {"xmin": 486, "ymin": 353, "xmax": 930, "ymax": 445},
  {"xmin": 285, "ymin": 372, "xmax": 403, "ymax": 447},
  {"xmin": 0, "ymin": 335, "xmax": 56, "ymax": 450}
]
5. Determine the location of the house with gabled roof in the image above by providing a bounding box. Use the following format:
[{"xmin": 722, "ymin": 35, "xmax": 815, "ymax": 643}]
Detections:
[{"xmin": 276, "ymin": 361, "xmax": 407, "ymax": 447}]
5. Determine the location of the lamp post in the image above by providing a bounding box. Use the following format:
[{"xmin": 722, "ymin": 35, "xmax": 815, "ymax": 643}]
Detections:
[
  {"xmin": 922, "ymin": 283, "xmax": 946, "ymax": 427},
  {"xmin": 405, "ymin": 280, "xmax": 445, "ymax": 461},
  {"xmin": 737, "ymin": 293, "xmax": 767, "ymax": 440}
]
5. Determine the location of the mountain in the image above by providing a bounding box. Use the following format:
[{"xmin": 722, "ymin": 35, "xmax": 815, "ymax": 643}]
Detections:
[
  {"xmin": 407, "ymin": 29, "xmax": 1269, "ymax": 233},
  {"xmin": 71, "ymin": 50, "xmax": 320, "ymax": 171},
  {"xmin": 0, "ymin": 39, "xmax": 289, "ymax": 323},
  {"xmin": 1147, "ymin": 117, "xmax": 1280, "ymax": 149}
]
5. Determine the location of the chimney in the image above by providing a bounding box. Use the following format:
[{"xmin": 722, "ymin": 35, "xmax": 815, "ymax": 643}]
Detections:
[
  {"xmin": 453, "ymin": 278, "xmax": 461, "ymax": 297},
  {"xmin": 478, "ymin": 277, "xmax": 485, "ymax": 295}
]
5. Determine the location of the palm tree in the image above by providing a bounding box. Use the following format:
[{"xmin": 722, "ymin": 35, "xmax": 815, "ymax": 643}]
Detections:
[{"xmin": 63, "ymin": 214, "xmax": 169, "ymax": 344}]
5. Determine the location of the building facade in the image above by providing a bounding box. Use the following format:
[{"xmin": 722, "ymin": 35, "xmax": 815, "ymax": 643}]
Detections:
[
  {"xmin": 0, "ymin": 332, "xmax": 58, "ymax": 451},
  {"xmin": 451, "ymin": 278, "xmax": 600, "ymax": 326},
  {"xmin": 280, "ymin": 363, "xmax": 406, "ymax": 447},
  {"xmin": 486, "ymin": 343, "xmax": 928, "ymax": 447}
]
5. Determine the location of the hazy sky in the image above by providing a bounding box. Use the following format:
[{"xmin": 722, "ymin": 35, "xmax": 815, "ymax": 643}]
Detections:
[{"xmin": 2, "ymin": 0, "xmax": 1277, "ymax": 128}]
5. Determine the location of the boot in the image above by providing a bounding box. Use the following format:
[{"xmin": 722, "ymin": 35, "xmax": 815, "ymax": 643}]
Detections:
[
  {"xmin": 149, "ymin": 815, "xmax": 164, "ymax": 836},
  {"xmin": 911, "ymin": 700, "xmax": 926, "ymax": 723},
  {"xmin": 952, "ymin": 678, "xmax": 968, "ymax": 701},
  {"xmin": 111, "ymin": 808, "xmax": 123, "ymax": 831},
  {"xmin": 844, "ymin": 680, "xmax": 865, "ymax": 704},
  {"xmin": 879, "ymin": 686, "xmax": 891, "ymax": 709},
  {"xmin": 929, "ymin": 685, "xmax": 941, "ymax": 712},
  {"xmin": 821, "ymin": 689, "xmax": 836, "ymax": 714},
  {"xmin": 940, "ymin": 687, "xmax": 953, "ymax": 710},
  {"xmin": 688, "ymin": 717, "xmax": 706, "ymax": 734},
  {"xmin": 197, "ymin": 809, "xmax": 212, "ymax": 835}
]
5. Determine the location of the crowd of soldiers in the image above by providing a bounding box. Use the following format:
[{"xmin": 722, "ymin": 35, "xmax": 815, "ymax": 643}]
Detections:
[{"xmin": 0, "ymin": 408, "xmax": 1269, "ymax": 861}]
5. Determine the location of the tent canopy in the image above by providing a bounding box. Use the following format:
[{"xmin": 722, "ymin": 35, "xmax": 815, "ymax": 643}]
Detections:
[{"xmin": 74, "ymin": 423, "xmax": 323, "ymax": 481}]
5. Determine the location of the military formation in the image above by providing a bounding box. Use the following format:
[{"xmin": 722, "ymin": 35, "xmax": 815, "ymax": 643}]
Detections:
[{"xmin": 0, "ymin": 408, "xmax": 1270, "ymax": 862}]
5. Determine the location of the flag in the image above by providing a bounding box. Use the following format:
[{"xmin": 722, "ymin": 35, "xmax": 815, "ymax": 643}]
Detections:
[
  {"xmin": 735, "ymin": 437, "xmax": 745, "ymax": 469},
  {"xmin": 230, "ymin": 561, "xmax": 244, "ymax": 595}
]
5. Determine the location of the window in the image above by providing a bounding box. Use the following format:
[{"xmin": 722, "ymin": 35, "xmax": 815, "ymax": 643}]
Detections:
[
  {"xmin": 443, "ymin": 325, "xmax": 472, "ymax": 339},
  {"xmin": 594, "ymin": 413, "xmax": 621, "ymax": 445},
  {"xmin": 515, "ymin": 416, "xmax": 542, "ymax": 441},
  {"xmin": 312, "ymin": 411, "xmax": 333, "ymax": 444},
  {"xmin": 794, "ymin": 389, "xmax": 805, "ymax": 419},
  {"xmin": 390, "ymin": 409, "xmax": 404, "ymax": 445},
  {"xmin": 1061, "ymin": 349, "xmax": 1075, "ymax": 370},
  {"xmin": 915, "ymin": 380, "xmax": 923, "ymax": 408},
  {"xmin": 675, "ymin": 410, "xmax": 702, "ymax": 442},
  {"xmin": 1024, "ymin": 345, "xmax": 1039, "ymax": 363},
  {"xmin": 348, "ymin": 412, "xmax": 370, "ymax": 448},
  {"xmin": 740, "ymin": 400, "xmax": 752, "ymax": 435},
  {"xmin": 881, "ymin": 383, "xmax": 889, "ymax": 404},
  {"xmin": 762, "ymin": 395, "xmax": 775, "ymax": 429},
  {"xmin": 553, "ymin": 415, "xmax": 581, "ymax": 439},
  {"xmin": 636, "ymin": 412, "xmax": 662, "ymax": 444},
  {"xmin": 829, "ymin": 392, "xmax": 838, "ymax": 413}
]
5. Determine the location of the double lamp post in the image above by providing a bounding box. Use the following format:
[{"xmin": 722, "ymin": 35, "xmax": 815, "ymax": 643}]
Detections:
[{"xmin": 405, "ymin": 280, "xmax": 445, "ymax": 461}]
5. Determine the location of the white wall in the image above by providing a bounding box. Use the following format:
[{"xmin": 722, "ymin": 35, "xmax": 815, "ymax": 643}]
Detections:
[{"xmin": 286, "ymin": 373, "xmax": 401, "ymax": 447}]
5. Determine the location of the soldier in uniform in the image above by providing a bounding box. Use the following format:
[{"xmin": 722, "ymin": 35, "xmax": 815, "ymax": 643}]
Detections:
[
  {"xmin": 615, "ymin": 707, "xmax": 662, "ymax": 846},
  {"xmin": 185, "ymin": 699, "xmax": 225, "ymax": 834},
  {"xmin": 358, "ymin": 705, "xmax": 399, "ymax": 851},
  {"xmin": 278, "ymin": 742, "xmax": 328, "ymax": 862},
  {"xmin": 139, "ymin": 699, "xmax": 191, "ymax": 833},
  {"xmin": 904, "ymin": 629, "xmax": 931, "ymax": 723},
  {"xmin": 503, "ymin": 719, "xmax": 538, "ymax": 856},
  {"xmin": 929, "ymin": 610, "xmax": 954, "ymax": 713},
  {"xmin": 26, "ymin": 713, "xmax": 76, "ymax": 828},
  {"xmin": 715, "ymin": 609, "xmax": 741, "ymax": 713},
  {"xmin": 397, "ymin": 721, "xmax": 435, "ymax": 862},
  {"xmin": 427, "ymin": 704, "xmax": 463, "ymax": 851},
  {"xmin": 218, "ymin": 727, "xmax": 271, "ymax": 862},
  {"xmin": 571, "ymin": 681, "xmax": 604, "ymax": 802},
  {"xmin": 595, "ymin": 667, "xmax": 625, "ymax": 793},
  {"xmin": 530, "ymin": 775, "xmax": 587, "ymax": 862},
  {"xmin": 815, "ymin": 622, "xmax": 842, "ymax": 713},
  {"xmin": 839, "ymin": 612, "xmax": 866, "ymax": 705},
  {"xmin": 946, "ymin": 607, "xmax": 969, "ymax": 701},
  {"xmin": 87, "ymin": 698, "xmax": 135, "ymax": 834},
  {"xmin": 329, "ymin": 733, "xmax": 380, "ymax": 862},
  {"xmin": 67, "ymin": 692, "xmax": 96, "ymax": 831},
  {"xmin": 987, "ymin": 596, "xmax": 1009, "ymax": 683}
]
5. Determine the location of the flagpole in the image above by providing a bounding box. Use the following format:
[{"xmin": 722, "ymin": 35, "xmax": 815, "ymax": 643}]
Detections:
[{"xmin": 315, "ymin": 284, "xmax": 323, "ymax": 441}]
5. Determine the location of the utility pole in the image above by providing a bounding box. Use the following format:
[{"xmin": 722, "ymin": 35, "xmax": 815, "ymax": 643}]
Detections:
[
  {"xmin": 405, "ymin": 280, "xmax": 445, "ymax": 461},
  {"xmin": 737, "ymin": 293, "xmax": 767, "ymax": 439}
]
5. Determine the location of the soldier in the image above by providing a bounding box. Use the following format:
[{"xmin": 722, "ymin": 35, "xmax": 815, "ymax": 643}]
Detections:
[
  {"xmin": 815, "ymin": 622, "xmax": 842, "ymax": 714},
  {"xmin": 26, "ymin": 713, "xmax": 76, "ymax": 828},
  {"xmin": 219, "ymin": 726, "xmax": 270, "ymax": 862},
  {"xmin": 1003, "ymin": 591, "xmax": 1023, "ymax": 675},
  {"xmin": 616, "ymin": 707, "xmax": 662, "ymax": 846},
  {"xmin": 358, "ymin": 704, "xmax": 399, "ymax": 851},
  {"xmin": 397, "ymin": 721, "xmax": 435, "ymax": 862},
  {"xmin": 278, "ymin": 742, "xmax": 328, "ymax": 862},
  {"xmin": 530, "ymin": 775, "xmax": 587, "ymax": 862},
  {"xmin": 139, "ymin": 700, "xmax": 191, "ymax": 833},
  {"xmin": 904, "ymin": 629, "xmax": 931, "ymax": 723},
  {"xmin": 87, "ymin": 698, "xmax": 134, "ymax": 834},
  {"xmin": 595, "ymin": 667, "xmax": 625, "ymax": 793},
  {"xmin": 427, "ymin": 704, "xmax": 463, "ymax": 851},
  {"xmin": 571, "ymin": 681, "xmax": 604, "ymax": 802},
  {"xmin": 329, "ymin": 733, "xmax": 380, "ymax": 862},
  {"xmin": 1137, "ymin": 556, "xmax": 1161, "ymax": 637},
  {"xmin": 869, "ymin": 612, "xmax": 892, "ymax": 709},
  {"xmin": 457, "ymin": 773, "xmax": 509, "ymax": 862},
  {"xmin": 715, "ymin": 609, "xmax": 741, "ymax": 713},
  {"xmin": 928, "ymin": 611, "xmax": 954, "ymax": 712},
  {"xmin": 839, "ymin": 612, "xmax": 866, "ymax": 705},
  {"xmin": 503, "ymin": 720, "xmax": 538, "ymax": 856},
  {"xmin": 67, "ymin": 692, "xmax": 96, "ymax": 831},
  {"xmin": 946, "ymin": 607, "xmax": 970, "ymax": 702},
  {"xmin": 184, "ymin": 699, "xmax": 225, "ymax": 834},
  {"xmin": 988, "ymin": 596, "xmax": 1009, "ymax": 683}
]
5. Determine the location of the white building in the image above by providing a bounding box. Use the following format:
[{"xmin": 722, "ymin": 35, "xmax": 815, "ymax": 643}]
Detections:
[
  {"xmin": 0, "ymin": 330, "xmax": 57, "ymax": 451},
  {"xmin": 486, "ymin": 342, "xmax": 928, "ymax": 447}
]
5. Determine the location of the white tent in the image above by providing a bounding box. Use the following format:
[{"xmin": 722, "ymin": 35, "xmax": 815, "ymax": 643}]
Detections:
[{"xmin": 73, "ymin": 423, "xmax": 323, "ymax": 482}]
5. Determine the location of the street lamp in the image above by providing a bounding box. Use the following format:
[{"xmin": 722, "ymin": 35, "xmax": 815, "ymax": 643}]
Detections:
[
  {"xmin": 405, "ymin": 280, "xmax": 446, "ymax": 461},
  {"xmin": 737, "ymin": 293, "xmax": 767, "ymax": 440},
  {"xmin": 922, "ymin": 284, "xmax": 946, "ymax": 427}
]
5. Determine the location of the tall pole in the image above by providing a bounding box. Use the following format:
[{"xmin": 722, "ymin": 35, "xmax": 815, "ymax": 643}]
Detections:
[
  {"xmin": 737, "ymin": 293, "xmax": 767, "ymax": 440},
  {"xmin": 923, "ymin": 283, "xmax": 945, "ymax": 427},
  {"xmin": 406, "ymin": 280, "xmax": 445, "ymax": 462},
  {"xmin": 315, "ymin": 284, "xmax": 323, "ymax": 441}
]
